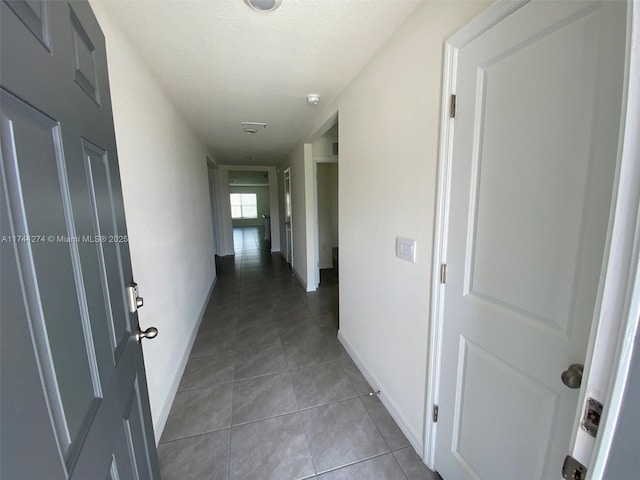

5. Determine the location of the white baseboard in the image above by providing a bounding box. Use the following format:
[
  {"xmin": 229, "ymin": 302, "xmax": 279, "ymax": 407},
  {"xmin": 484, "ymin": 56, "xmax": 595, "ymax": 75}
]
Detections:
[
  {"xmin": 292, "ymin": 266, "xmax": 317, "ymax": 292},
  {"xmin": 337, "ymin": 330, "xmax": 424, "ymax": 457},
  {"xmin": 292, "ymin": 266, "xmax": 307, "ymax": 290},
  {"xmin": 153, "ymin": 275, "xmax": 217, "ymax": 442}
]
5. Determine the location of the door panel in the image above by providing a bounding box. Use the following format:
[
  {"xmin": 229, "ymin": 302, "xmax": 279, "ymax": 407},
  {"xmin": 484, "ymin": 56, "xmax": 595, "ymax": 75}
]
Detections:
[
  {"xmin": 70, "ymin": 6, "xmax": 100, "ymax": 104},
  {"xmin": 452, "ymin": 339, "xmax": 558, "ymax": 480},
  {"xmin": 123, "ymin": 379, "xmax": 156, "ymax": 480},
  {"xmin": 82, "ymin": 139, "xmax": 130, "ymax": 357},
  {"xmin": 435, "ymin": 1, "xmax": 627, "ymax": 479},
  {"xmin": 1, "ymin": 173, "xmax": 66, "ymax": 479},
  {"xmin": 3, "ymin": 0, "xmax": 52, "ymax": 50},
  {"xmin": 466, "ymin": 9, "xmax": 598, "ymax": 334},
  {"xmin": 1, "ymin": 90, "xmax": 100, "ymax": 459},
  {"xmin": 1, "ymin": 1, "xmax": 160, "ymax": 478},
  {"xmin": 114, "ymin": 389, "xmax": 143, "ymax": 480}
]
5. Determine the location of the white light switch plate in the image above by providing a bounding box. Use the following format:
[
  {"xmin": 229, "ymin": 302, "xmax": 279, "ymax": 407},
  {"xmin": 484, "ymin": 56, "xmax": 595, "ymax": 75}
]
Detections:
[{"xmin": 396, "ymin": 237, "xmax": 416, "ymax": 263}]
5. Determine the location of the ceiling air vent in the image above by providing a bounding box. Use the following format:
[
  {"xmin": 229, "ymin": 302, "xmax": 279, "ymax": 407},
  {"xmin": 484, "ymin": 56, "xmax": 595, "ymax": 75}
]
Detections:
[{"xmin": 241, "ymin": 122, "xmax": 267, "ymax": 134}]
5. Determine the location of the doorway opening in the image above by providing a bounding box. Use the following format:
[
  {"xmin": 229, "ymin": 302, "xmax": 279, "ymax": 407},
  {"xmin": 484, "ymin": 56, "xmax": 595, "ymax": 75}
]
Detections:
[
  {"xmin": 229, "ymin": 170, "xmax": 271, "ymax": 254},
  {"xmin": 313, "ymin": 122, "xmax": 339, "ymax": 288},
  {"xmin": 284, "ymin": 167, "xmax": 293, "ymax": 267}
]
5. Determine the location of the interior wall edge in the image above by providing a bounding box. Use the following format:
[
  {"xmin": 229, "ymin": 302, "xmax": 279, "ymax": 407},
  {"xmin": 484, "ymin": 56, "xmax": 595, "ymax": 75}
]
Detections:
[
  {"xmin": 152, "ymin": 275, "xmax": 216, "ymax": 441},
  {"xmin": 338, "ymin": 330, "xmax": 423, "ymax": 454}
]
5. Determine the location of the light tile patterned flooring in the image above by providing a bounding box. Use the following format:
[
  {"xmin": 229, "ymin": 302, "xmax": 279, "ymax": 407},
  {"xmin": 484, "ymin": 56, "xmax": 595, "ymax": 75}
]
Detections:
[{"xmin": 158, "ymin": 226, "xmax": 440, "ymax": 480}]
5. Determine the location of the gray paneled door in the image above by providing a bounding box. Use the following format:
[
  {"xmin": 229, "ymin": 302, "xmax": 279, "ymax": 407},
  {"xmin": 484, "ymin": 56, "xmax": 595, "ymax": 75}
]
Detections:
[{"xmin": 1, "ymin": 1, "xmax": 160, "ymax": 478}]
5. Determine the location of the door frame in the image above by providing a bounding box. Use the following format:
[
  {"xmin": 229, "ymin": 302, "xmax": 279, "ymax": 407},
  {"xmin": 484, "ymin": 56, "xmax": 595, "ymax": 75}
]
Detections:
[
  {"xmin": 216, "ymin": 165, "xmax": 280, "ymax": 255},
  {"xmin": 306, "ymin": 112, "xmax": 339, "ymax": 292},
  {"xmin": 284, "ymin": 167, "xmax": 293, "ymax": 266},
  {"xmin": 424, "ymin": 0, "xmax": 639, "ymax": 474},
  {"xmin": 313, "ymin": 155, "xmax": 339, "ymax": 290}
]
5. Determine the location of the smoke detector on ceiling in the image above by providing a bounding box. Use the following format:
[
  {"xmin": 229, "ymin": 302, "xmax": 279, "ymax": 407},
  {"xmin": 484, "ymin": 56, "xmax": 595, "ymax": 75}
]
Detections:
[
  {"xmin": 242, "ymin": 0, "xmax": 282, "ymax": 12},
  {"xmin": 306, "ymin": 94, "xmax": 320, "ymax": 105}
]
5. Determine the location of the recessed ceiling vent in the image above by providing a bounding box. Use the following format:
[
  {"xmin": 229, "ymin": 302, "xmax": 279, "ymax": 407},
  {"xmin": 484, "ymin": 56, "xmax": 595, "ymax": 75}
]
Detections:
[
  {"xmin": 242, "ymin": 0, "xmax": 282, "ymax": 12},
  {"xmin": 241, "ymin": 122, "xmax": 267, "ymax": 134}
]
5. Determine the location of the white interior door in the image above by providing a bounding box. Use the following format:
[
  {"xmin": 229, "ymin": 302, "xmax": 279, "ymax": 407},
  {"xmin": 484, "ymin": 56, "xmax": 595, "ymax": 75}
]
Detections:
[
  {"xmin": 284, "ymin": 167, "xmax": 293, "ymax": 266},
  {"xmin": 434, "ymin": 1, "xmax": 627, "ymax": 479}
]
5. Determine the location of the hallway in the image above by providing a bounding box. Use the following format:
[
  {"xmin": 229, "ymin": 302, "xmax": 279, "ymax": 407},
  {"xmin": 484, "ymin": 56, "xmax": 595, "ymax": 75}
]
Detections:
[{"xmin": 157, "ymin": 226, "xmax": 438, "ymax": 479}]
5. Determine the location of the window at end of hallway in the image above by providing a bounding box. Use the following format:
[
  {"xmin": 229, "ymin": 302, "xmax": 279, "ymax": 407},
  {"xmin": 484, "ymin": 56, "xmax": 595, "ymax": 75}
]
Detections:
[{"xmin": 230, "ymin": 193, "xmax": 258, "ymax": 219}]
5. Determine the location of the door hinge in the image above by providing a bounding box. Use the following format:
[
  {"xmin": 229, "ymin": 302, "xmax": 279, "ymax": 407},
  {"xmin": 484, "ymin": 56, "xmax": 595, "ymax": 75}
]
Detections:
[
  {"xmin": 450, "ymin": 94, "xmax": 457, "ymax": 118},
  {"xmin": 440, "ymin": 264, "xmax": 447, "ymax": 284},
  {"xmin": 562, "ymin": 455, "xmax": 587, "ymax": 480},
  {"xmin": 432, "ymin": 405, "xmax": 439, "ymax": 422}
]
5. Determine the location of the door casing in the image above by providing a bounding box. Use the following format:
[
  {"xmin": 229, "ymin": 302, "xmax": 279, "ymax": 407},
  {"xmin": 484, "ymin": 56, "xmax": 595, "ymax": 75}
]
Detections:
[
  {"xmin": 313, "ymin": 155, "xmax": 338, "ymax": 290},
  {"xmin": 284, "ymin": 167, "xmax": 293, "ymax": 266}
]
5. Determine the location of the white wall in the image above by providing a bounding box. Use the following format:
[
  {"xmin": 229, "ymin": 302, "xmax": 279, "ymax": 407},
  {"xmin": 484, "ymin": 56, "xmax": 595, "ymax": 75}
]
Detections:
[
  {"xmin": 90, "ymin": 2, "xmax": 216, "ymax": 440},
  {"xmin": 217, "ymin": 167, "xmax": 235, "ymax": 255},
  {"xmin": 267, "ymin": 168, "xmax": 281, "ymax": 253},
  {"xmin": 207, "ymin": 163, "xmax": 221, "ymax": 257},
  {"xmin": 212, "ymin": 166, "xmax": 227, "ymax": 256},
  {"xmin": 312, "ymin": 125, "xmax": 338, "ymax": 157},
  {"xmin": 278, "ymin": 144, "xmax": 315, "ymax": 290},
  {"xmin": 335, "ymin": 0, "xmax": 489, "ymax": 451}
]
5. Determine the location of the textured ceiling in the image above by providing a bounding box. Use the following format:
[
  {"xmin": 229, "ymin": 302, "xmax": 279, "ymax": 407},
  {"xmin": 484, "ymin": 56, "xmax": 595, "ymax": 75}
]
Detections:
[{"xmin": 94, "ymin": 0, "xmax": 423, "ymax": 166}]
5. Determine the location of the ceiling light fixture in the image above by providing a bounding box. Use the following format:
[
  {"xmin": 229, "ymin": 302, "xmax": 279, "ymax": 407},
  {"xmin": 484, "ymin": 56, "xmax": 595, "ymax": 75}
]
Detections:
[
  {"xmin": 242, "ymin": 0, "xmax": 282, "ymax": 13},
  {"xmin": 306, "ymin": 94, "xmax": 320, "ymax": 105},
  {"xmin": 241, "ymin": 122, "xmax": 267, "ymax": 134}
]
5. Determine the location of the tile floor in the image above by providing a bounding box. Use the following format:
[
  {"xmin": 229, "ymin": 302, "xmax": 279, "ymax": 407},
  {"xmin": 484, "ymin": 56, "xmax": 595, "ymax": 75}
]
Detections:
[{"xmin": 158, "ymin": 226, "xmax": 441, "ymax": 480}]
